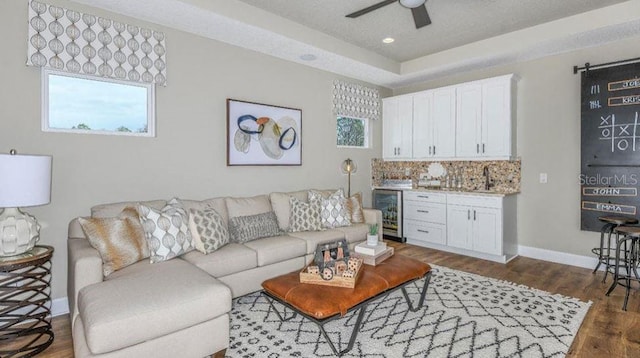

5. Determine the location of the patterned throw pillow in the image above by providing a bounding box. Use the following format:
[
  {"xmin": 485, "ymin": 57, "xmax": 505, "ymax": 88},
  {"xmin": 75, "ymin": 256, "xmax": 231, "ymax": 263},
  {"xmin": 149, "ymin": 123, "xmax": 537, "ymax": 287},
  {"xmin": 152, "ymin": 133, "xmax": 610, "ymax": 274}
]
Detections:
[
  {"xmin": 321, "ymin": 195, "xmax": 352, "ymax": 228},
  {"xmin": 188, "ymin": 207, "xmax": 229, "ymax": 254},
  {"xmin": 308, "ymin": 189, "xmax": 344, "ymax": 216},
  {"xmin": 288, "ymin": 197, "xmax": 323, "ymax": 232},
  {"xmin": 79, "ymin": 207, "xmax": 149, "ymax": 276},
  {"xmin": 228, "ymin": 211, "xmax": 282, "ymax": 243},
  {"xmin": 346, "ymin": 193, "xmax": 365, "ymax": 224},
  {"xmin": 138, "ymin": 198, "xmax": 194, "ymax": 263}
]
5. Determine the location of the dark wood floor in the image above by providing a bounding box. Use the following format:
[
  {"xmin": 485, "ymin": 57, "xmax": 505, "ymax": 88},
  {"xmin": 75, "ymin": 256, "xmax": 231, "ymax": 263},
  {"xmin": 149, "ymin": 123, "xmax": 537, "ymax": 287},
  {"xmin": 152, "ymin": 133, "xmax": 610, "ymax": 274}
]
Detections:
[{"xmin": 36, "ymin": 242, "xmax": 640, "ymax": 357}]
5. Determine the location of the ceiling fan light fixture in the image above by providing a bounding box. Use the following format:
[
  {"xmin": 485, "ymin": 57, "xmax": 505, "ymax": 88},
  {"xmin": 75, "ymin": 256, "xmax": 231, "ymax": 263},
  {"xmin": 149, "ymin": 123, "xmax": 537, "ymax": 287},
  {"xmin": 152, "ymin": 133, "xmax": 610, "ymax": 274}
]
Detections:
[{"xmin": 399, "ymin": 0, "xmax": 426, "ymax": 9}]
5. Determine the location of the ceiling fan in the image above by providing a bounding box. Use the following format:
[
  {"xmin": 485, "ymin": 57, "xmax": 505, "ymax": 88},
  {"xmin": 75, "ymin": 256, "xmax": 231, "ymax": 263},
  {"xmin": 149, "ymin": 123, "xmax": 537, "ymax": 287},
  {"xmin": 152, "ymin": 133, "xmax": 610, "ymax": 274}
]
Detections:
[{"xmin": 346, "ymin": 0, "xmax": 431, "ymax": 29}]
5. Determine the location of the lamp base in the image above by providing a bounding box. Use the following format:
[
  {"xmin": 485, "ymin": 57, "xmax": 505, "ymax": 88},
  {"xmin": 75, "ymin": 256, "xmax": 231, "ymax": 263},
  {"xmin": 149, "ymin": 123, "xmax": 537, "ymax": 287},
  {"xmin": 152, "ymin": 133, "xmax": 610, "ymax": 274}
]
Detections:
[{"xmin": 0, "ymin": 207, "xmax": 40, "ymax": 256}]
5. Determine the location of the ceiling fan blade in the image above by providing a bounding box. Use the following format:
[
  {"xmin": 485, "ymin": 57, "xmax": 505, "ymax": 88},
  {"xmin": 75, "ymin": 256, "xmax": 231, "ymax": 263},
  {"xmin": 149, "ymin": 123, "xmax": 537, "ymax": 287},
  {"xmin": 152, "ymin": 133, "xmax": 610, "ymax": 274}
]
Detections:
[
  {"xmin": 411, "ymin": 5, "xmax": 431, "ymax": 28},
  {"xmin": 346, "ymin": 0, "xmax": 397, "ymax": 18}
]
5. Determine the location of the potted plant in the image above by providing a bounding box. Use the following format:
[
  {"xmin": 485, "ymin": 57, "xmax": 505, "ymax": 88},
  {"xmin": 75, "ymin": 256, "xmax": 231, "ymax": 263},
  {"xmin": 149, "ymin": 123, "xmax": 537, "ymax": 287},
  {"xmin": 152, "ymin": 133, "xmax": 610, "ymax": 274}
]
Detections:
[{"xmin": 367, "ymin": 223, "xmax": 379, "ymax": 246}]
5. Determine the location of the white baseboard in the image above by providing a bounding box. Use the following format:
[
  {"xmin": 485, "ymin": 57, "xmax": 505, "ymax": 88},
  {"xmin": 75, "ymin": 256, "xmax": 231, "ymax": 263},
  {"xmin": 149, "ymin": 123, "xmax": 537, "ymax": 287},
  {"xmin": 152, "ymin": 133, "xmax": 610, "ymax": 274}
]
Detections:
[
  {"xmin": 52, "ymin": 297, "xmax": 70, "ymax": 317},
  {"xmin": 518, "ymin": 245, "xmax": 599, "ymax": 270}
]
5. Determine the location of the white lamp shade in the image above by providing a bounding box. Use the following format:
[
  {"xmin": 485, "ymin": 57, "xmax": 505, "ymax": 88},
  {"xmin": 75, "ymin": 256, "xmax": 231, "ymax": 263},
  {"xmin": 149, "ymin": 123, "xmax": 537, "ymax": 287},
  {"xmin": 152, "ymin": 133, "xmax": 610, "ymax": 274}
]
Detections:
[
  {"xmin": 0, "ymin": 154, "xmax": 52, "ymax": 207},
  {"xmin": 399, "ymin": 0, "xmax": 426, "ymax": 9}
]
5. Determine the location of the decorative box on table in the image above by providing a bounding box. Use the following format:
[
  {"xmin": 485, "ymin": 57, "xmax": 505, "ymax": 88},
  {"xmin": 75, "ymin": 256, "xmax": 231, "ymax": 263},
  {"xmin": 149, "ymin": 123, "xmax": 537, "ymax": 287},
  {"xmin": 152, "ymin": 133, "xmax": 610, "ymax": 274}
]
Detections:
[
  {"xmin": 353, "ymin": 242, "xmax": 394, "ymax": 266},
  {"xmin": 299, "ymin": 239, "xmax": 364, "ymax": 288}
]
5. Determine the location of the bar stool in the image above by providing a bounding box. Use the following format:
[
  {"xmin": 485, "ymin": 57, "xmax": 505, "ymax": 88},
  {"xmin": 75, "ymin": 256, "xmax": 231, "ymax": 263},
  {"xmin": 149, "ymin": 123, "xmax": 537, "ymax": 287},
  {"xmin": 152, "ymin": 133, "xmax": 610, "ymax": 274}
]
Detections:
[
  {"xmin": 605, "ymin": 225, "xmax": 640, "ymax": 310},
  {"xmin": 592, "ymin": 215, "xmax": 638, "ymax": 282}
]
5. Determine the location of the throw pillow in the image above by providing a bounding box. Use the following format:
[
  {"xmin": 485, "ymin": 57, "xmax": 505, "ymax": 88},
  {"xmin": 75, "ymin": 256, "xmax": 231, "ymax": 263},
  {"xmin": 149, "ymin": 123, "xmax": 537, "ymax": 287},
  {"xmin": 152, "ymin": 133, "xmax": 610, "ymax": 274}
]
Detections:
[
  {"xmin": 188, "ymin": 207, "xmax": 229, "ymax": 254},
  {"xmin": 320, "ymin": 196, "xmax": 352, "ymax": 228},
  {"xmin": 288, "ymin": 196, "xmax": 323, "ymax": 232},
  {"xmin": 138, "ymin": 198, "xmax": 194, "ymax": 263},
  {"xmin": 346, "ymin": 192, "xmax": 365, "ymax": 224},
  {"xmin": 79, "ymin": 207, "xmax": 149, "ymax": 277},
  {"xmin": 228, "ymin": 211, "xmax": 282, "ymax": 243},
  {"xmin": 308, "ymin": 189, "xmax": 344, "ymax": 218}
]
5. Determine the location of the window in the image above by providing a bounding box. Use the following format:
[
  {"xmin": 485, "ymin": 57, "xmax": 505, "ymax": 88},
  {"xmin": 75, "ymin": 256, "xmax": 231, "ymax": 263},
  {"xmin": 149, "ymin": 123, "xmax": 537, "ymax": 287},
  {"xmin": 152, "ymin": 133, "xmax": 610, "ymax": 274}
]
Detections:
[
  {"xmin": 337, "ymin": 116, "xmax": 369, "ymax": 148},
  {"xmin": 42, "ymin": 69, "xmax": 155, "ymax": 137}
]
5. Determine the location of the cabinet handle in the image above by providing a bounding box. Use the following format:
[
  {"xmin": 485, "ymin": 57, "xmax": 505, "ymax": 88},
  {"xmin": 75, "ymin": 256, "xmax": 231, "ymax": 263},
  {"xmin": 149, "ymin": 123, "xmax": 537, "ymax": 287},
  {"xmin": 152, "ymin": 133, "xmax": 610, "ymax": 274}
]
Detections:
[
  {"xmin": 467, "ymin": 210, "xmax": 470, "ymax": 220},
  {"xmin": 482, "ymin": 143, "xmax": 485, "ymax": 153},
  {"xmin": 417, "ymin": 229, "xmax": 430, "ymax": 234},
  {"xmin": 476, "ymin": 144, "xmax": 480, "ymax": 153},
  {"xmin": 417, "ymin": 210, "xmax": 429, "ymax": 213},
  {"xmin": 398, "ymin": 147, "xmax": 401, "ymax": 155},
  {"xmin": 429, "ymin": 146, "xmax": 432, "ymax": 155},
  {"xmin": 433, "ymin": 146, "xmax": 436, "ymax": 155},
  {"xmin": 473, "ymin": 210, "xmax": 476, "ymax": 221},
  {"xmin": 417, "ymin": 195, "xmax": 429, "ymax": 199}
]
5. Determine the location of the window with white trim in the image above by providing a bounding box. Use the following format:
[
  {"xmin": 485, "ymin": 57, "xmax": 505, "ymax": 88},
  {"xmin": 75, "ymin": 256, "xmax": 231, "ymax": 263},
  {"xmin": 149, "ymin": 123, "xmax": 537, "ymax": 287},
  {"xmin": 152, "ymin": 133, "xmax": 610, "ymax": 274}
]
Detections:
[
  {"xmin": 337, "ymin": 116, "xmax": 369, "ymax": 148},
  {"xmin": 42, "ymin": 69, "xmax": 155, "ymax": 136}
]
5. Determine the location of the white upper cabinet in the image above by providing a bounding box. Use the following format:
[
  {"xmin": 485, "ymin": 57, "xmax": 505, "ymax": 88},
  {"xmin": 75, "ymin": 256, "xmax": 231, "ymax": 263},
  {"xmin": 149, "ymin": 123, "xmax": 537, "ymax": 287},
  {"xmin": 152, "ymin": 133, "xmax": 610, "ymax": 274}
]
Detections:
[
  {"xmin": 456, "ymin": 75, "xmax": 516, "ymax": 159},
  {"xmin": 413, "ymin": 87, "xmax": 456, "ymax": 159},
  {"xmin": 383, "ymin": 96, "xmax": 413, "ymax": 159},
  {"xmin": 383, "ymin": 74, "xmax": 516, "ymax": 161}
]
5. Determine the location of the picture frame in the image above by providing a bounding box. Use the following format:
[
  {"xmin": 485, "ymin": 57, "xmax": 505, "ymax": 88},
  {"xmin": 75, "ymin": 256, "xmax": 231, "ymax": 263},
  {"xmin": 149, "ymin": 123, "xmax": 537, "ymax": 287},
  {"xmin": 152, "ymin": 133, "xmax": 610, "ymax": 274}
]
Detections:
[{"xmin": 227, "ymin": 98, "xmax": 302, "ymax": 166}]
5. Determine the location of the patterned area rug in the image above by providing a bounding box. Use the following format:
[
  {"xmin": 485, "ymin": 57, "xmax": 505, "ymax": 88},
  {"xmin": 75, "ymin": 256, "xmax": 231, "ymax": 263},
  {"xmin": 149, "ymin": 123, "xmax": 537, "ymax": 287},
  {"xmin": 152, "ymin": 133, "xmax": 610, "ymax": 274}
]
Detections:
[{"xmin": 226, "ymin": 265, "xmax": 591, "ymax": 357}]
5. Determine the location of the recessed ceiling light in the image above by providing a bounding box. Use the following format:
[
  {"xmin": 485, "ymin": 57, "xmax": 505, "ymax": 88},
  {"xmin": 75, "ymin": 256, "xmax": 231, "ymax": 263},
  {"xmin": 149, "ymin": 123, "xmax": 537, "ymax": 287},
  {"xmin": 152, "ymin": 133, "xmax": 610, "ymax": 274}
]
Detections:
[
  {"xmin": 299, "ymin": 54, "xmax": 317, "ymax": 61},
  {"xmin": 382, "ymin": 37, "xmax": 395, "ymax": 44}
]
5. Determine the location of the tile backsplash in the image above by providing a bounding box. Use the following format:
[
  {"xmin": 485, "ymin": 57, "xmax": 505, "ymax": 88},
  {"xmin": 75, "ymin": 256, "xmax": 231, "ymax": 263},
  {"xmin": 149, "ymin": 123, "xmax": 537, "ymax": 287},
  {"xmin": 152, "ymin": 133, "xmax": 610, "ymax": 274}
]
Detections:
[{"xmin": 371, "ymin": 159, "xmax": 521, "ymax": 193}]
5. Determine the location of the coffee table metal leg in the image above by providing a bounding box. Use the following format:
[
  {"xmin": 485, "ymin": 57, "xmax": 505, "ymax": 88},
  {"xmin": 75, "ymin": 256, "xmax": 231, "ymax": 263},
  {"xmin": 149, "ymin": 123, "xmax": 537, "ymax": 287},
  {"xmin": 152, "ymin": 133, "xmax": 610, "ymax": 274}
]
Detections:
[
  {"xmin": 264, "ymin": 295, "xmax": 298, "ymax": 322},
  {"xmin": 402, "ymin": 271, "xmax": 432, "ymax": 312},
  {"xmin": 317, "ymin": 305, "xmax": 367, "ymax": 357}
]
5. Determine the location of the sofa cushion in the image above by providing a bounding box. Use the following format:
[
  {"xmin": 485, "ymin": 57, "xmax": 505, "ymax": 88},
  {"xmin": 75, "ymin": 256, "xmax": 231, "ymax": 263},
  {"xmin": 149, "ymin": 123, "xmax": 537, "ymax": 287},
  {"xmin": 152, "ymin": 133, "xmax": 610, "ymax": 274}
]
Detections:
[
  {"xmin": 138, "ymin": 198, "xmax": 194, "ymax": 263},
  {"xmin": 188, "ymin": 207, "xmax": 229, "ymax": 254},
  {"xmin": 334, "ymin": 223, "xmax": 369, "ymax": 244},
  {"xmin": 228, "ymin": 211, "xmax": 282, "ymax": 243},
  {"xmin": 243, "ymin": 235, "xmax": 306, "ymax": 266},
  {"xmin": 269, "ymin": 190, "xmax": 308, "ymax": 231},
  {"xmin": 225, "ymin": 195, "xmax": 271, "ymax": 218},
  {"xmin": 91, "ymin": 200, "xmax": 166, "ymax": 218},
  {"xmin": 287, "ymin": 229, "xmax": 345, "ymax": 255},
  {"xmin": 78, "ymin": 207, "xmax": 148, "ymax": 276},
  {"xmin": 288, "ymin": 197, "xmax": 322, "ymax": 232},
  {"xmin": 78, "ymin": 259, "xmax": 231, "ymax": 354},
  {"xmin": 180, "ymin": 243, "xmax": 257, "ymax": 277}
]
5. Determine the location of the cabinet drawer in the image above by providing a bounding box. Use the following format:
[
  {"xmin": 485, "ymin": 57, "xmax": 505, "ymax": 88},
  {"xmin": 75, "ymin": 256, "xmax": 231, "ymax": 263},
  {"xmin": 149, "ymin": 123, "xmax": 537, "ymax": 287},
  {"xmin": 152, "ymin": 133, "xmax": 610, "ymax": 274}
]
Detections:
[
  {"xmin": 405, "ymin": 221, "xmax": 446, "ymax": 245},
  {"xmin": 404, "ymin": 202, "xmax": 446, "ymax": 224},
  {"xmin": 446, "ymin": 194, "xmax": 502, "ymax": 208},
  {"xmin": 404, "ymin": 191, "xmax": 446, "ymax": 203}
]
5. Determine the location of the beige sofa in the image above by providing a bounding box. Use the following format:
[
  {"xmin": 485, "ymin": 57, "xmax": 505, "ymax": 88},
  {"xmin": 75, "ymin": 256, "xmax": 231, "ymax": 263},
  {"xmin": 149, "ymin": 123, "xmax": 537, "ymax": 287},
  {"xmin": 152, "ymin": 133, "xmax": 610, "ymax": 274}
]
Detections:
[{"xmin": 67, "ymin": 190, "xmax": 382, "ymax": 358}]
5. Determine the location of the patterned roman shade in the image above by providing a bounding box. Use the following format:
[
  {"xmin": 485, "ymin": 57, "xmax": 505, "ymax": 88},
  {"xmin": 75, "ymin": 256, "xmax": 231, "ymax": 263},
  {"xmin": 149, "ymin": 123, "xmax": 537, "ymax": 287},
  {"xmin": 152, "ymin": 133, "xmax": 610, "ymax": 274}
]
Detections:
[
  {"xmin": 332, "ymin": 80, "xmax": 381, "ymax": 120},
  {"xmin": 27, "ymin": 0, "xmax": 167, "ymax": 86}
]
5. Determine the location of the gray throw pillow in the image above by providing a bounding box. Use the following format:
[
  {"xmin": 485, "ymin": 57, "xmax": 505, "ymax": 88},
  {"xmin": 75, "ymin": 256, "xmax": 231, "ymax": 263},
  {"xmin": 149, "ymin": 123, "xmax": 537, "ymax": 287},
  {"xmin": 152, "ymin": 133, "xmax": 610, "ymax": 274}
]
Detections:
[
  {"xmin": 137, "ymin": 198, "xmax": 194, "ymax": 263},
  {"xmin": 228, "ymin": 211, "xmax": 282, "ymax": 243},
  {"xmin": 289, "ymin": 196, "xmax": 323, "ymax": 232},
  {"xmin": 188, "ymin": 208, "xmax": 229, "ymax": 254}
]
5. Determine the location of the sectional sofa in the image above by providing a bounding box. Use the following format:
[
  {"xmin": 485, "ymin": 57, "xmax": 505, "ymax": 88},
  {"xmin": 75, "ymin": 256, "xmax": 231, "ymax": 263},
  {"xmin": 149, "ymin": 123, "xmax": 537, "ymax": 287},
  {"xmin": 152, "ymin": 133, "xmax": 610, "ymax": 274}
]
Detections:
[{"xmin": 67, "ymin": 189, "xmax": 382, "ymax": 357}]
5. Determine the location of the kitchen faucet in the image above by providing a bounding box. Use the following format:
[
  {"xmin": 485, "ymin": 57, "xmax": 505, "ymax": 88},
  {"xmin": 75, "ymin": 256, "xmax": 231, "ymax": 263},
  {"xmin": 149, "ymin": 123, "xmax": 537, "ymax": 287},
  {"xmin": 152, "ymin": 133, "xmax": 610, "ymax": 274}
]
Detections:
[{"xmin": 483, "ymin": 166, "xmax": 494, "ymax": 191}]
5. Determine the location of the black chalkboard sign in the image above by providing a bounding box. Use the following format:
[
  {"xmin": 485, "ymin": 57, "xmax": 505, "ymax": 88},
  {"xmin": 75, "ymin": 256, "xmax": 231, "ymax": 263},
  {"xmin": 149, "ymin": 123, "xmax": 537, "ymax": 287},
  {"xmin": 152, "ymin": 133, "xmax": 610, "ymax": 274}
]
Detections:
[{"xmin": 581, "ymin": 62, "xmax": 640, "ymax": 231}]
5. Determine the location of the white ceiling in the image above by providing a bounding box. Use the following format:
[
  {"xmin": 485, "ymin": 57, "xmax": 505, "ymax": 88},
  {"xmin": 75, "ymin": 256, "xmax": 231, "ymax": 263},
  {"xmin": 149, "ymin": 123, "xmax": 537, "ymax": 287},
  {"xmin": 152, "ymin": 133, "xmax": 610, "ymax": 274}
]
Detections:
[{"xmin": 71, "ymin": 0, "xmax": 640, "ymax": 89}]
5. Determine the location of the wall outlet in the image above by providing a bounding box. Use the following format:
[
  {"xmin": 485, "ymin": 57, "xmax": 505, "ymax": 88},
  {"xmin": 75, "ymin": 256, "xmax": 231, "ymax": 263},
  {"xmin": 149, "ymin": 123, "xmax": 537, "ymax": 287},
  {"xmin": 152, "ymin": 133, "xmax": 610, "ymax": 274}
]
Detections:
[
  {"xmin": 539, "ymin": 173, "xmax": 548, "ymax": 184},
  {"xmin": 404, "ymin": 168, "xmax": 411, "ymax": 176}
]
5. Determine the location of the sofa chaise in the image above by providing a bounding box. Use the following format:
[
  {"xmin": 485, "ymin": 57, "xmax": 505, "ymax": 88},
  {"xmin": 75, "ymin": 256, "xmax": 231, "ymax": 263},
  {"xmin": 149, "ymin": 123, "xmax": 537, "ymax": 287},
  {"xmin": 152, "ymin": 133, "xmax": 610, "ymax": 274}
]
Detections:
[{"xmin": 67, "ymin": 189, "xmax": 382, "ymax": 357}]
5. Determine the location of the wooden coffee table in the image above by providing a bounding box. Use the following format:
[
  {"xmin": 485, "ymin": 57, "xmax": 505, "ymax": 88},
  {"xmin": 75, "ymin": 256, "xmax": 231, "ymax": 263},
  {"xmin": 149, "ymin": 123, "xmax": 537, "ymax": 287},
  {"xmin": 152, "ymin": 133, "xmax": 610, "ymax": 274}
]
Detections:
[{"xmin": 262, "ymin": 254, "xmax": 432, "ymax": 356}]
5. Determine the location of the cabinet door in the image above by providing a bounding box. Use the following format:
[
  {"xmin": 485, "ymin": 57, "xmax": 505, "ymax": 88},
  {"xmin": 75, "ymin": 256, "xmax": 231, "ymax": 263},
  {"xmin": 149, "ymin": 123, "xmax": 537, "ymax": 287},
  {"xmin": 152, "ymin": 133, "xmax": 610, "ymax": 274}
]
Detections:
[
  {"xmin": 446, "ymin": 205, "xmax": 472, "ymax": 249},
  {"xmin": 472, "ymin": 207, "xmax": 502, "ymax": 255},
  {"xmin": 432, "ymin": 87, "xmax": 456, "ymax": 158},
  {"xmin": 398, "ymin": 96, "xmax": 414, "ymax": 158},
  {"xmin": 481, "ymin": 78, "xmax": 511, "ymax": 157},
  {"xmin": 382, "ymin": 98, "xmax": 401, "ymax": 159},
  {"xmin": 455, "ymin": 83, "xmax": 482, "ymax": 157},
  {"xmin": 412, "ymin": 91, "xmax": 433, "ymax": 158}
]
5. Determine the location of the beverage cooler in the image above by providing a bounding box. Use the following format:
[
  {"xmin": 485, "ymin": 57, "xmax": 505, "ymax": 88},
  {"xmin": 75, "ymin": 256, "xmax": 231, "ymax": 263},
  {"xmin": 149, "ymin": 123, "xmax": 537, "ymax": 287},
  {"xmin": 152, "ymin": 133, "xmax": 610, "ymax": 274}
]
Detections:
[{"xmin": 372, "ymin": 189, "xmax": 404, "ymax": 242}]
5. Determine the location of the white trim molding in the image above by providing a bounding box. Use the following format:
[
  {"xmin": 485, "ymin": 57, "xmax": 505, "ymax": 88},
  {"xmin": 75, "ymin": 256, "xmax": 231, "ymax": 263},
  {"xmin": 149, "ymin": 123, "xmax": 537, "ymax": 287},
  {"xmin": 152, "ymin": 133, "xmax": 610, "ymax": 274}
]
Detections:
[{"xmin": 518, "ymin": 245, "xmax": 599, "ymax": 270}]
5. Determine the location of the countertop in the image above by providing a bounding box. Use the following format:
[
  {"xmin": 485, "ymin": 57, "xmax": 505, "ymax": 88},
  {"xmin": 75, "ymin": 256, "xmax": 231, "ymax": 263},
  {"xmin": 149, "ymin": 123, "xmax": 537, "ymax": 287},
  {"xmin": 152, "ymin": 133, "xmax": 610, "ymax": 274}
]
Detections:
[{"xmin": 372, "ymin": 187, "xmax": 519, "ymax": 197}]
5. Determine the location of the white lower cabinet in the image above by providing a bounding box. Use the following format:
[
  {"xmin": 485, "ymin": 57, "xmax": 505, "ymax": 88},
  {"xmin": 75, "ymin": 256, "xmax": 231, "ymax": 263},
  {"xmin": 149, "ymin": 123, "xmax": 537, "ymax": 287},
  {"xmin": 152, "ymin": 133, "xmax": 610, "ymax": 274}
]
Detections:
[{"xmin": 404, "ymin": 191, "xmax": 517, "ymax": 263}]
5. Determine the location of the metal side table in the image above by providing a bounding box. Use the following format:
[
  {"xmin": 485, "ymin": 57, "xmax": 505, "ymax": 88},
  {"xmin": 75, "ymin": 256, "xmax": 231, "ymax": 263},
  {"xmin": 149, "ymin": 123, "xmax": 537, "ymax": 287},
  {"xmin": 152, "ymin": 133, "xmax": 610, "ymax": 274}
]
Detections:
[{"xmin": 0, "ymin": 246, "xmax": 54, "ymax": 357}]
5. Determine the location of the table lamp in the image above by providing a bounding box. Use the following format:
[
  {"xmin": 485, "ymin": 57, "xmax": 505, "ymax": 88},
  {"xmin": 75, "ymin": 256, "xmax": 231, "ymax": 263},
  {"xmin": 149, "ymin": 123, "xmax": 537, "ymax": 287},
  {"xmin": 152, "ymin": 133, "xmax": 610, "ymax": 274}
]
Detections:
[
  {"xmin": 0, "ymin": 150, "xmax": 52, "ymax": 256},
  {"xmin": 340, "ymin": 158, "xmax": 357, "ymax": 197}
]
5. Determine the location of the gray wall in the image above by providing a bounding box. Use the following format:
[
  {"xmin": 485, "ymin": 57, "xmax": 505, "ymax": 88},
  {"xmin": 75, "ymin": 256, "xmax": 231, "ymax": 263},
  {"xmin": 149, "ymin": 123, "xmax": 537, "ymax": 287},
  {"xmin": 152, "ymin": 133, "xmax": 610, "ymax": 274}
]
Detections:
[
  {"xmin": 0, "ymin": 0, "xmax": 386, "ymax": 301},
  {"xmin": 394, "ymin": 35, "xmax": 640, "ymax": 259}
]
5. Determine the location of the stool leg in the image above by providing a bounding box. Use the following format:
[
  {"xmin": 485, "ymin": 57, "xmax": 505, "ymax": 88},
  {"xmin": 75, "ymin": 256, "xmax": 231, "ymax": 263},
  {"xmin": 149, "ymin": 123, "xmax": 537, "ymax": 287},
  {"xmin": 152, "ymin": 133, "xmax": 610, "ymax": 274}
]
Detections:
[
  {"xmin": 606, "ymin": 232, "xmax": 623, "ymax": 296},
  {"xmin": 594, "ymin": 224, "xmax": 607, "ymax": 274},
  {"xmin": 603, "ymin": 224, "xmax": 616, "ymax": 282},
  {"xmin": 622, "ymin": 238, "xmax": 637, "ymax": 311}
]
